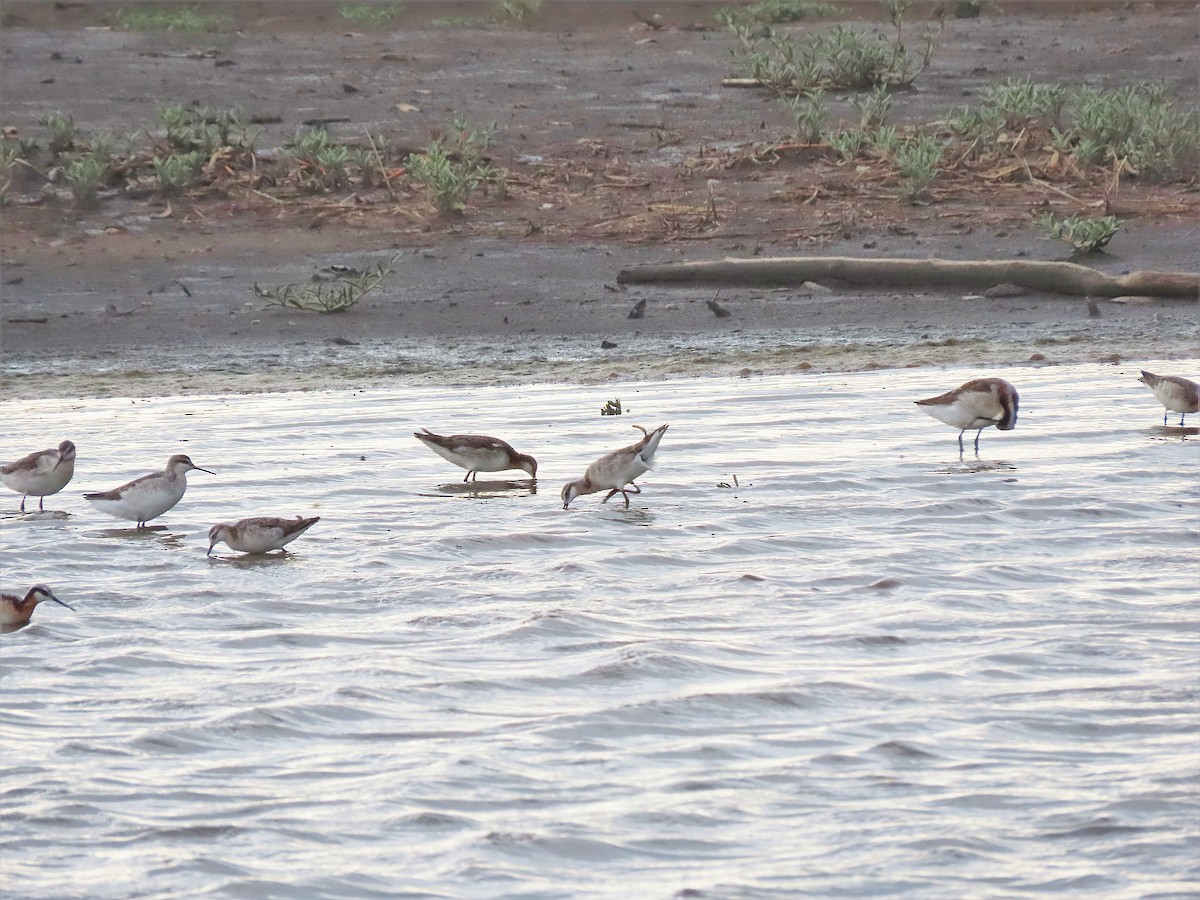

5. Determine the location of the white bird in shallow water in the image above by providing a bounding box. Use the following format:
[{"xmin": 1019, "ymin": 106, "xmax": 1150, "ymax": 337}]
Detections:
[
  {"xmin": 915, "ymin": 378, "xmax": 1019, "ymax": 455},
  {"xmin": 561, "ymin": 423, "xmax": 669, "ymax": 509},
  {"xmin": 208, "ymin": 515, "xmax": 321, "ymax": 555},
  {"xmin": 414, "ymin": 429, "xmax": 538, "ymax": 481},
  {"xmin": 1, "ymin": 440, "xmax": 76, "ymax": 512},
  {"xmin": 84, "ymin": 454, "xmax": 213, "ymax": 528},
  {"xmin": 1, "ymin": 584, "xmax": 74, "ymax": 632},
  {"xmin": 1138, "ymin": 371, "xmax": 1198, "ymax": 427}
]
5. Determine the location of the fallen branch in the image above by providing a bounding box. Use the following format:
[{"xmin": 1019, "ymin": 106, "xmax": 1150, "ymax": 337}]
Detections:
[{"xmin": 617, "ymin": 256, "xmax": 1199, "ymax": 299}]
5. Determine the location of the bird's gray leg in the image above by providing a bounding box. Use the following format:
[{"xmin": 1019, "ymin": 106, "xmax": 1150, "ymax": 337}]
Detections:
[
  {"xmin": 19, "ymin": 495, "xmax": 27, "ymax": 513},
  {"xmin": 974, "ymin": 429, "xmax": 983, "ymax": 454},
  {"xmin": 957, "ymin": 430, "xmax": 965, "ymax": 455},
  {"xmin": 621, "ymin": 489, "xmax": 631, "ymax": 508},
  {"xmin": 1163, "ymin": 411, "xmax": 1169, "ymax": 426},
  {"xmin": 39, "ymin": 496, "xmax": 45, "ymax": 512},
  {"xmin": 1180, "ymin": 413, "xmax": 1187, "ymax": 427}
]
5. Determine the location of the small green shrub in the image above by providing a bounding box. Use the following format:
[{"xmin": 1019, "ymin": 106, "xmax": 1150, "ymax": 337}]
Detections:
[
  {"xmin": 338, "ymin": 2, "xmax": 403, "ymax": 25},
  {"xmin": 40, "ymin": 112, "xmax": 77, "ymax": 156},
  {"xmin": 781, "ymin": 89, "xmax": 826, "ymax": 143},
  {"xmin": 496, "ymin": 0, "xmax": 542, "ymax": 23},
  {"xmin": 64, "ymin": 155, "xmax": 107, "ymax": 205},
  {"xmin": 892, "ymin": 134, "xmax": 944, "ymax": 200},
  {"xmin": 825, "ymin": 128, "xmax": 865, "ymax": 162},
  {"xmin": 1035, "ymin": 212, "xmax": 1123, "ymax": 252},
  {"xmin": 153, "ymin": 151, "xmax": 203, "ymax": 195},
  {"xmin": 726, "ymin": 0, "xmax": 943, "ymax": 94},
  {"xmin": 405, "ymin": 119, "xmax": 504, "ymax": 214},
  {"xmin": 718, "ymin": 0, "xmax": 840, "ymax": 25},
  {"xmin": 600, "ymin": 399, "xmax": 623, "ymax": 416},
  {"xmin": 430, "ymin": 16, "xmax": 496, "ymax": 28}
]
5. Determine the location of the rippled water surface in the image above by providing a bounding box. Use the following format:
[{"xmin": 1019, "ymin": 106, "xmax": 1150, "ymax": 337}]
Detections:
[{"xmin": 3, "ymin": 363, "xmax": 1198, "ymax": 899}]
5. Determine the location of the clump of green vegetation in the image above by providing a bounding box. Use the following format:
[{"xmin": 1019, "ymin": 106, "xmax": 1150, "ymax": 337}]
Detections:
[
  {"xmin": 717, "ymin": 0, "xmax": 840, "ymax": 26},
  {"xmin": 254, "ymin": 260, "xmax": 395, "ymax": 313},
  {"xmin": 39, "ymin": 112, "xmax": 78, "ymax": 156},
  {"xmin": 405, "ymin": 118, "xmax": 505, "ymax": 214},
  {"xmin": 152, "ymin": 151, "xmax": 204, "ymax": 195},
  {"xmin": 338, "ymin": 2, "xmax": 404, "ymax": 26},
  {"xmin": 287, "ymin": 127, "xmax": 354, "ymax": 192},
  {"xmin": 939, "ymin": 80, "xmax": 1199, "ymax": 181},
  {"xmin": 726, "ymin": 0, "xmax": 943, "ymax": 94},
  {"xmin": 782, "ymin": 89, "xmax": 827, "ymax": 143},
  {"xmin": 1035, "ymin": 212, "xmax": 1123, "ymax": 253},
  {"xmin": 159, "ymin": 104, "xmax": 259, "ymax": 157},
  {"xmin": 64, "ymin": 155, "xmax": 107, "ymax": 205},
  {"xmin": 600, "ymin": 399, "xmax": 623, "ymax": 416},
  {"xmin": 112, "ymin": 5, "xmax": 231, "ymax": 31},
  {"xmin": 495, "ymin": 0, "xmax": 542, "ymax": 23},
  {"xmin": 892, "ymin": 133, "xmax": 944, "ymax": 200}
]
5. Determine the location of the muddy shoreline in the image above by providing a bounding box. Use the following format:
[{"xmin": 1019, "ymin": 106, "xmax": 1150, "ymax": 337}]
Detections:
[{"xmin": 2, "ymin": 2, "xmax": 1197, "ymax": 399}]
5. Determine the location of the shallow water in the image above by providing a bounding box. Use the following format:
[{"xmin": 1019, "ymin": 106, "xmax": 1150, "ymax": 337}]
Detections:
[{"xmin": 2, "ymin": 362, "xmax": 1198, "ymax": 899}]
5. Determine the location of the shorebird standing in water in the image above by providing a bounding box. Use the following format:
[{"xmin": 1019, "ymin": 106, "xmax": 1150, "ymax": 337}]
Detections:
[
  {"xmin": 1138, "ymin": 371, "xmax": 1198, "ymax": 427},
  {"xmin": 84, "ymin": 454, "xmax": 214, "ymax": 528},
  {"xmin": 1, "ymin": 584, "xmax": 74, "ymax": 632},
  {"xmin": 208, "ymin": 515, "xmax": 321, "ymax": 555},
  {"xmin": 414, "ymin": 429, "xmax": 538, "ymax": 482},
  {"xmin": 562, "ymin": 423, "xmax": 669, "ymax": 509},
  {"xmin": 915, "ymin": 378, "xmax": 1019, "ymax": 455},
  {"xmin": 1, "ymin": 440, "xmax": 77, "ymax": 512}
]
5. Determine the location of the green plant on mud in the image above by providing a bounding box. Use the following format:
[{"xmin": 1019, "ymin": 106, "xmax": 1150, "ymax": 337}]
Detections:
[
  {"xmin": 495, "ymin": 0, "xmax": 542, "ymax": 24},
  {"xmin": 892, "ymin": 133, "xmax": 944, "ymax": 200},
  {"xmin": 159, "ymin": 104, "xmax": 259, "ymax": 157},
  {"xmin": 600, "ymin": 399, "xmax": 623, "ymax": 416},
  {"xmin": 287, "ymin": 127, "xmax": 353, "ymax": 192},
  {"xmin": 64, "ymin": 155, "xmax": 107, "ymax": 205},
  {"xmin": 405, "ymin": 118, "xmax": 505, "ymax": 214},
  {"xmin": 113, "ymin": 5, "xmax": 231, "ymax": 31},
  {"xmin": 726, "ymin": 0, "xmax": 943, "ymax": 94},
  {"xmin": 717, "ymin": 0, "xmax": 839, "ymax": 26},
  {"xmin": 40, "ymin": 112, "xmax": 78, "ymax": 156},
  {"xmin": 1034, "ymin": 212, "xmax": 1123, "ymax": 253},
  {"xmin": 781, "ymin": 89, "xmax": 827, "ymax": 143},
  {"xmin": 254, "ymin": 259, "xmax": 395, "ymax": 313},
  {"xmin": 338, "ymin": 2, "xmax": 404, "ymax": 25},
  {"xmin": 153, "ymin": 151, "xmax": 204, "ymax": 195}
]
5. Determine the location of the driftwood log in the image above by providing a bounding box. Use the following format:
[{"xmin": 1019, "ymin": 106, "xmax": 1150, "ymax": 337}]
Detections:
[{"xmin": 617, "ymin": 257, "xmax": 1199, "ymax": 299}]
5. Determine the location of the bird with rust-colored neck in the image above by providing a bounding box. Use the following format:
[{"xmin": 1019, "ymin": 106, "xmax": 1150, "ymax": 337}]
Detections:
[
  {"xmin": 916, "ymin": 378, "xmax": 1019, "ymax": 455},
  {"xmin": 84, "ymin": 454, "xmax": 214, "ymax": 528},
  {"xmin": 208, "ymin": 515, "xmax": 321, "ymax": 555},
  {"xmin": 562, "ymin": 424, "xmax": 669, "ymax": 509},
  {"xmin": 1, "ymin": 440, "xmax": 76, "ymax": 513},
  {"xmin": 2, "ymin": 585, "xmax": 75, "ymax": 632},
  {"xmin": 414, "ymin": 429, "xmax": 537, "ymax": 482},
  {"xmin": 1138, "ymin": 371, "xmax": 1198, "ymax": 427}
]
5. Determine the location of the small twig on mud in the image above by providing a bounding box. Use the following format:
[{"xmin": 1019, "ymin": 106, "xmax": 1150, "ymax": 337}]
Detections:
[
  {"xmin": 1017, "ymin": 153, "xmax": 1090, "ymax": 207},
  {"xmin": 366, "ymin": 128, "xmax": 397, "ymax": 202},
  {"xmin": 251, "ymin": 188, "xmax": 285, "ymax": 204}
]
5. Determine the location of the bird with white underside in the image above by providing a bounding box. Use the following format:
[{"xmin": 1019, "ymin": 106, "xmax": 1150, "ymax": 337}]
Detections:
[
  {"xmin": 915, "ymin": 378, "xmax": 1019, "ymax": 455},
  {"xmin": 414, "ymin": 429, "xmax": 537, "ymax": 481},
  {"xmin": 1138, "ymin": 371, "xmax": 1198, "ymax": 427},
  {"xmin": 208, "ymin": 515, "xmax": 321, "ymax": 555},
  {"xmin": 84, "ymin": 454, "xmax": 213, "ymax": 528},
  {"xmin": 561, "ymin": 424, "xmax": 669, "ymax": 509},
  {"xmin": 1, "ymin": 440, "xmax": 76, "ymax": 512}
]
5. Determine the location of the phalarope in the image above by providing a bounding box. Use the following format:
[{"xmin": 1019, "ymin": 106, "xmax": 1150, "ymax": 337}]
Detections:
[
  {"xmin": 1138, "ymin": 371, "xmax": 1198, "ymax": 427},
  {"xmin": 208, "ymin": 515, "xmax": 320, "ymax": 555},
  {"xmin": 1, "ymin": 440, "xmax": 76, "ymax": 512},
  {"xmin": 414, "ymin": 429, "xmax": 537, "ymax": 481},
  {"xmin": 561, "ymin": 424, "xmax": 669, "ymax": 509},
  {"xmin": 1, "ymin": 584, "xmax": 74, "ymax": 631},
  {"xmin": 84, "ymin": 454, "xmax": 214, "ymax": 528},
  {"xmin": 915, "ymin": 378, "xmax": 1019, "ymax": 455}
]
